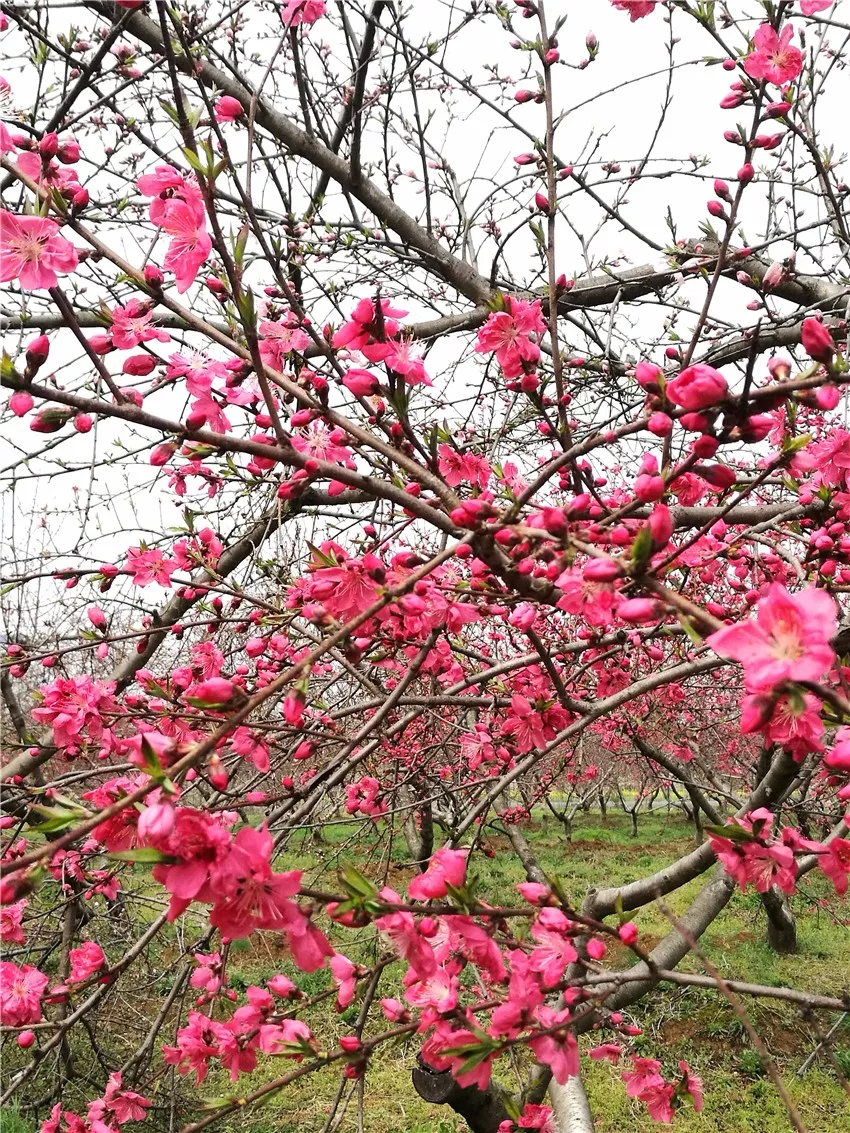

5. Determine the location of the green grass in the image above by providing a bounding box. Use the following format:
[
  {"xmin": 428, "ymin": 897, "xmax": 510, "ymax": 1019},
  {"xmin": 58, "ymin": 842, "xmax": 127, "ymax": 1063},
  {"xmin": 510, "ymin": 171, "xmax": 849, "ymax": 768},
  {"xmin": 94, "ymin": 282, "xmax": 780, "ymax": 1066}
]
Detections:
[{"xmin": 4, "ymin": 811, "xmax": 849, "ymax": 1132}]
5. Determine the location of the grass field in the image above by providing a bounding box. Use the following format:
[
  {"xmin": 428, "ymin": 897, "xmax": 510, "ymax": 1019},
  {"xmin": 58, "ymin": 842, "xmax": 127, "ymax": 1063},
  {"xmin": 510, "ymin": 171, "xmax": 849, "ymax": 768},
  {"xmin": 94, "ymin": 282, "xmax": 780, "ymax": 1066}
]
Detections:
[{"xmin": 3, "ymin": 810, "xmax": 849, "ymax": 1132}]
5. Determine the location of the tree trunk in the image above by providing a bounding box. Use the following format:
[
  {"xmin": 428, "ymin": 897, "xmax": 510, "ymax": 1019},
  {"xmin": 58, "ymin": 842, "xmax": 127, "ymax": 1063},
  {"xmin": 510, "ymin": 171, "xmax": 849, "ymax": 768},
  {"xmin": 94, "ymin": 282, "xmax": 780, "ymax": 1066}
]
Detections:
[
  {"xmin": 412, "ymin": 1059, "xmax": 510, "ymax": 1133},
  {"xmin": 549, "ymin": 1076, "xmax": 595, "ymax": 1133},
  {"xmin": 762, "ymin": 886, "xmax": 797, "ymax": 953}
]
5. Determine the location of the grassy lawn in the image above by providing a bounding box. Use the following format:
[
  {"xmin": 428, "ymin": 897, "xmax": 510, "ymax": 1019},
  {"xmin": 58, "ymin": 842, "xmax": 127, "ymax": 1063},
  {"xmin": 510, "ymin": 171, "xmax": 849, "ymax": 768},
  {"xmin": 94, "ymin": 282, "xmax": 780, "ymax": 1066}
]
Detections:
[{"xmin": 4, "ymin": 811, "xmax": 849, "ymax": 1132}]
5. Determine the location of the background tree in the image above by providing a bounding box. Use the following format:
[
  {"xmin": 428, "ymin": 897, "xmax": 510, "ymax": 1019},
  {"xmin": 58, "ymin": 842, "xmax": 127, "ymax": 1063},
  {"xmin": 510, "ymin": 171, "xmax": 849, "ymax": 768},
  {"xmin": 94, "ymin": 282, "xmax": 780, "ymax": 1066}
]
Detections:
[{"xmin": 2, "ymin": 2, "xmax": 850, "ymax": 1132}]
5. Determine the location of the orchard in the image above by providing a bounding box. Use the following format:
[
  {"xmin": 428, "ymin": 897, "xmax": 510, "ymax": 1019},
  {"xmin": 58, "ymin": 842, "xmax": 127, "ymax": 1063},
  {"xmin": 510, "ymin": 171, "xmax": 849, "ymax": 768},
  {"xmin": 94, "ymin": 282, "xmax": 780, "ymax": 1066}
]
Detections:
[{"xmin": 1, "ymin": 1, "xmax": 850, "ymax": 1131}]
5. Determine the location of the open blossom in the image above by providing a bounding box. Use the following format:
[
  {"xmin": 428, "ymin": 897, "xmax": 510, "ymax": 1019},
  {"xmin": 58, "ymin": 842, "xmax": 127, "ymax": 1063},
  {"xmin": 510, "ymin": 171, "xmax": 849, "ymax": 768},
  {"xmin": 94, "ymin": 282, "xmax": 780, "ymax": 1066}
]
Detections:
[
  {"xmin": 111, "ymin": 300, "xmax": 170, "ymax": 350},
  {"xmin": 437, "ymin": 444, "xmax": 491, "ymax": 489},
  {"xmin": 281, "ymin": 0, "xmax": 326, "ymax": 26},
  {"xmin": 706, "ymin": 583, "xmax": 837, "ymax": 691},
  {"xmin": 818, "ymin": 838, "xmax": 850, "ymax": 895},
  {"xmin": 69, "ymin": 941, "xmax": 106, "ymax": 982},
  {"xmin": 0, "ymin": 962, "xmax": 49, "ymax": 1026},
  {"xmin": 332, "ymin": 297, "xmax": 408, "ymax": 360},
  {"xmin": 160, "ymin": 197, "xmax": 212, "ymax": 292},
  {"xmin": 329, "ymin": 953, "xmax": 358, "ymax": 1010},
  {"xmin": 384, "ymin": 338, "xmax": 431, "ymax": 385},
  {"xmin": 137, "ymin": 169, "xmax": 210, "ymax": 292},
  {"xmin": 610, "ymin": 0, "xmax": 656, "ymax": 19},
  {"xmin": 88, "ymin": 1072, "xmax": 151, "ymax": 1126},
  {"xmin": 32, "ymin": 674, "xmax": 119, "ymax": 749},
  {"xmin": 124, "ymin": 546, "xmax": 178, "ymax": 587},
  {"xmin": 0, "ymin": 210, "xmax": 79, "ymax": 290},
  {"xmin": 744, "ymin": 24, "xmax": 803, "ymax": 86},
  {"xmin": 0, "ymin": 900, "xmax": 27, "ymax": 944},
  {"xmin": 408, "ymin": 848, "xmax": 467, "ymax": 900},
  {"xmin": 475, "ymin": 297, "xmax": 545, "ymax": 378},
  {"xmin": 622, "ymin": 1056, "xmax": 664, "ymax": 1097}
]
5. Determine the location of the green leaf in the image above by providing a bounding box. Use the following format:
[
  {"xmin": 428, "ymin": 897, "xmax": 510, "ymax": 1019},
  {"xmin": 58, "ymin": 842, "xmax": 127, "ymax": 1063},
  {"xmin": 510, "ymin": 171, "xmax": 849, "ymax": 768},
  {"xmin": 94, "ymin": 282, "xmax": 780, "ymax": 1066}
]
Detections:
[
  {"xmin": 630, "ymin": 524, "xmax": 654, "ymax": 572},
  {"xmin": 704, "ymin": 823, "xmax": 752, "ymax": 844},
  {"xmin": 338, "ymin": 862, "xmax": 379, "ymax": 900},
  {"xmin": 107, "ymin": 847, "xmax": 177, "ymax": 864},
  {"xmin": 782, "ymin": 432, "xmax": 811, "ymax": 455}
]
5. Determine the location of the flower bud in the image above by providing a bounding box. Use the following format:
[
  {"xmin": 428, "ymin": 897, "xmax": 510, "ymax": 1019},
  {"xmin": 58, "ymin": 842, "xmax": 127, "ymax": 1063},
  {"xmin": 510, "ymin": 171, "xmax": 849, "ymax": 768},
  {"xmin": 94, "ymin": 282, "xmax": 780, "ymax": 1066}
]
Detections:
[
  {"xmin": 57, "ymin": 138, "xmax": 81, "ymax": 164},
  {"xmin": 39, "ymin": 132, "xmax": 59, "ymax": 159},
  {"xmin": 30, "ymin": 406, "xmax": 73, "ymax": 433},
  {"xmin": 25, "ymin": 334, "xmax": 50, "ymax": 375},
  {"xmin": 801, "ymin": 317, "xmax": 835, "ymax": 363},
  {"xmin": 618, "ymin": 921, "xmax": 639, "ymax": 946},
  {"xmin": 10, "ymin": 390, "xmax": 34, "ymax": 417},
  {"xmin": 87, "ymin": 606, "xmax": 107, "ymax": 630},
  {"xmin": 618, "ymin": 598, "xmax": 663, "ymax": 624},
  {"xmin": 123, "ymin": 353, "xmax": 156, "ymax": 376}
]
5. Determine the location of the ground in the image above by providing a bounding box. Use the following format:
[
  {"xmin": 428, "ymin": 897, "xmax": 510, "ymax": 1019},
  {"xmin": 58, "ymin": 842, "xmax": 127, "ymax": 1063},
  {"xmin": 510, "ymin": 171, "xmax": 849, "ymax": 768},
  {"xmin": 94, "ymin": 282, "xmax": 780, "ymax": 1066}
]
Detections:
[{"xmin": 3, "ymin": 810, "xmax": 849, "ymax": 1132}]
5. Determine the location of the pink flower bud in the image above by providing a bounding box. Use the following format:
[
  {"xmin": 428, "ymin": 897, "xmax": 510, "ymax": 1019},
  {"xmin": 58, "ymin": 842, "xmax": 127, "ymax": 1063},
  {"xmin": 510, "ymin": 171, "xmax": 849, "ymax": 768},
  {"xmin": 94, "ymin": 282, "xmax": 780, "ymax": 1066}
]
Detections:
[
  {"xmin": 801, "ymin": 317, "xmax": 835, "ymax": 363},
  {"xmin": 544, "ymin": 48, "xmax": 560, "ymax": 64},
  {"xmin": 25, "ymin": 334, "xmax": 50, "ymax": 375},
  {"xmin": 10, "ymin": 390, "xmax": 34, "ymax": 417},
  {"xmin": 123, "ymin": 353, "xmax": 157, "ymax": 376},
  {"xmin": 583, "ymin": 558, "xmax": 622, "ymax": 582},
  {"xmin": 647, "ymin": 412, "xmax": 672, "ymax": 437},
  {"xmin": 737, "ymin": 162, "xmax": 754, "ymax": 183},
  {"xmin": 57, "ymin": 138, "xmax": 81, "ymax": 164},
  {"xmin": 635, "ymin": 361, "xmax": 663, "ymax": 391},
  {"xmin": 695, "ymin": 462, "xmax": 736, "ymax": 491},
  {"xmin": 342, "ymin": 368, "xmax": 380, "ymax": 396},
  {"xmin": 514, "ymin": 152, "xmax": 537, "ymax": 165},
  {"xmin": 649, "ymin": 504, "xmax": 673, "ymax": 549},
  {"xmin": 666, "ymin": 364, "xmax": 728, "ymax": 410},
  {"xmin": 713, "ymin": 179, "xmax": 731, "ymax": 201},
  {"xmin": 692, "ymin": 433, "xmax": 719, "ymax": 458},
  {"xmin": 144, "ymin": 264, "xmax": 165, "ymax": 288},
  {"xmin": 187, "ymin": 677, "xmax": 236, "ymax": 706},
  {"xmin": 679, "ymin": 411, "xmax": 709, "ymax": 432},
  {"xmin": 71, "ymin": 186, "xmax": 90, "ymax": 212},
  {"xmin": 74, "ymin": 414, "xmax": 94, "ymax": 433},
  {"xmin": 39, "ymin": 132, "xmax": 59, "ymax": 158},
  {"xmin": 150, "ymin": 442, "xmax": 176, "ymax": 466},
  {"xmin": 17, "ymin": 1031, "xmax": 35, "ymax": 1049},
  {"xmin": 514, "ymin": 89, "xmax": 535, "ymax": 103},
  {"xmin": 707, "ymin": 199, "xmax": 727, "ymax": 219},
  {"xmin": 381, "ymin": 998, "xmax": 409, "ymax": 1022},
  {"xmin": 619, "ymin": 599, "xmax": 663, "ymax": 625},
  {"xmin": 815, "ymin": 384, "xmax": 840, "ymax": 410},
  {"xmin": 215, "ymin": 96, "xmax": 244, "ymax": 123},
  {"xmin": 618, "ymin": 921, "xmax": 639, "ymax": 946},
  {"xmin": 283, "ymin": 689, "xmax": 305, "ymax": 725},
  {"xmin": 87, "ymin": 606, "xmax": 107, "ymax": 630},
  {"xmin": 88, "ymin": 334, "xmax": 114, "ymax": 355},
  {"xmin": 138, "ymin": 802, "xmax": 175, "ymax": 842},
  {"xmin": 534, "ymin": 190, "xmax": 550, "ymax": 212},
  {"xmin": 761, "ymin": 262, "xmax": 785, "ymax": 290},
  {"xmin": 634, "ymin": 473, "xmax": 665, "ymax": 502},
  {"xmin": 30, "ymin": 406, "xmax": 73, "ymax": 433}
]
